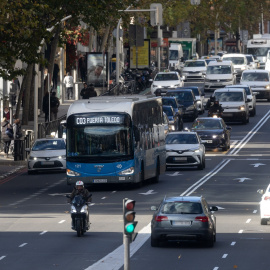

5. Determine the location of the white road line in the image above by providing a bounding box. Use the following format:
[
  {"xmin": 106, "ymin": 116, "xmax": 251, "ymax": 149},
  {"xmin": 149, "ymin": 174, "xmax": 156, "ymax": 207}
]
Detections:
[
  {"xmin": 222, "ymin": 254, "xmax": 228, "ymax": 258},
  {"xmin": 19, "ymin": 243, "xmax": 27, "ymax": 248},
  {"xmin": 239, "ymin": 230, "xmax": 243, "ymax": 234},
  {"xmin": 246, "ymin": 219, "xmax": 251, "ymax": 223},
  {"xmin": 0, "ymin": 256, "xmax": 6, "ymax": 261},
  {"xmin": 40, "ymin": 231, "xmax": 48, "ymax": 235},
  {"xmin": 213, "ymin": 267, "xmax": 219, "ymax": 270},
  {"xmin": 112, "ymin": 191, "xmax": 117, "ymax": 193},
  {"xmin": 231, "ymin": 242, "xmax": 236, "ymax": 246},
  {"xmin": 58, "ymin": 220, "xmax": 65, "ymax": 224},
  {"xmin": 90, "ymin": 203, "xmax": 95, "ymax": 206},
  {"xmin": 101, "ymin": 197, "xmax": 106, "ymax": 199},
  {"xmin": 253, "ymin": 210, "xmax": 257, "ymax": 214}
]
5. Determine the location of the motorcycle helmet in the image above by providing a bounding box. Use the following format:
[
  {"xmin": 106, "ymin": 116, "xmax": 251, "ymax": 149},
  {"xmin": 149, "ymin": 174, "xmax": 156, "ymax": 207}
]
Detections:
[{"xmin": 76, "ymin": 181, "xmax": 84, "ymax": 190}]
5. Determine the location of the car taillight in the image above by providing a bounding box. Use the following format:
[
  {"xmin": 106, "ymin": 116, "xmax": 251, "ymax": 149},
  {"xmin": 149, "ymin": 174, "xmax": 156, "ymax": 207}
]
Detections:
[
  {"xmin": 264, "ymin": 196, "xmax": 270, "ymax": 200},
  {"xmin": 155, "ymin": 216, "xmax": 168, "ymax": 222},
  {"xmin": 195, "ymin": 216, "xmax": 209, "ymax": 222}
]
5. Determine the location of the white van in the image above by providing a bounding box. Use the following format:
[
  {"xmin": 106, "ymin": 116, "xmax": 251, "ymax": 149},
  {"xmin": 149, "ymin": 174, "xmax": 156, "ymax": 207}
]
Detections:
[
  {"xmin": 169, "ymin": 43, "xmax": 184, "ymax": 72},
  {"xmin": 213, "ymin": 88, "xmax": 250, "ymax": 124}
]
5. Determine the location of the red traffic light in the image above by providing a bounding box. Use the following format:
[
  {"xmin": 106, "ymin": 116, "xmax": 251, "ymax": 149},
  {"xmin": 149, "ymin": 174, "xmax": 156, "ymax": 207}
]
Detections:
[{"xmin": 125, "ymin": 199, "xmax": 135, "ymax": 211}]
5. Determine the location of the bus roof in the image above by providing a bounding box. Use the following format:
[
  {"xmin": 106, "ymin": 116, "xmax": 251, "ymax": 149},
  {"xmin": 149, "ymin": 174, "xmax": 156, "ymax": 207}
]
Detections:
[{"xmin": 67, "ymin": 95, "xmax": 161, "ymax": 117}]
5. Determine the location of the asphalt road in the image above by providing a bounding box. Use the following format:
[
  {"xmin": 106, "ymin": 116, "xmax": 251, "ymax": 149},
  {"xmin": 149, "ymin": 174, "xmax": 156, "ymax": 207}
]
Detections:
[{"xmin": 1, "ymin": 85, "xmax": 270, "ymax": 270}]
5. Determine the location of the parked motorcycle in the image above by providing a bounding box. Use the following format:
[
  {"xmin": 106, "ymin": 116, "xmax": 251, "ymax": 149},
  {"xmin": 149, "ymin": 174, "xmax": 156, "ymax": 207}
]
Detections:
[{"xmin": 66, "ymin": 194, "xmax": 92, "ymax": 237}]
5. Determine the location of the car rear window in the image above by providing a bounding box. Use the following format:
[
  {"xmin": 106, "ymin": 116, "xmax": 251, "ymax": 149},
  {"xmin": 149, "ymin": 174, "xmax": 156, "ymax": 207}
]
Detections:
[
  {"xmin": 162, "ymin": 99, "xmax": 176, "ymax": 107},
  {"xmin": 161, "ymin": 202, "xmax": 203, "ymax": 214}
]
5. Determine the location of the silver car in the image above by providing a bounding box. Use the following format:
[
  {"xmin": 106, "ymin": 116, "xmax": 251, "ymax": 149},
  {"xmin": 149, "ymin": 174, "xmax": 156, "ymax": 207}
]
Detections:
[
  {"xmin": 26, "ymin": 138, "xmax": 66, "ymax": 174},
  {"xmin": 151, "ymin": 196, "xmax": 218, "ymax": 247}
]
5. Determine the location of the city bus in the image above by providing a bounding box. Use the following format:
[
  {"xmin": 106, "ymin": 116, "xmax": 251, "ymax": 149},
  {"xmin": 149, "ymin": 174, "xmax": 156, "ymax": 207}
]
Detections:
[{"xmin": 66, "ymin": 95, "xmax": 166, "ymax": 187}]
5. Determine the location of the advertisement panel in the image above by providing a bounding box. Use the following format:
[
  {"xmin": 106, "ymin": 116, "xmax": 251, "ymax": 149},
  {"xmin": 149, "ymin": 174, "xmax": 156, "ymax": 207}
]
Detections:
[
  {"xmin": 87, "ymin": 52, "xmax": 107, "ymax": 86},
  {"xmin": 130, "ymin": 40, "xmax": 150, "ymax": 69}
]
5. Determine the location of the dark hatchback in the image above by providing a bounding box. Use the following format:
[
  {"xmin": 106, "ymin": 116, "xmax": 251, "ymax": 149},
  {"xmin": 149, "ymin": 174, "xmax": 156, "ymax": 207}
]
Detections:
[
  {"xmin": 191, "ymin": 117, "xmax": 231, "ymax": 151},
  {"xmin": 166, "ymin": 89, "xmax": 198, "ymax": 121},
  {"xmin": 151, "ymin": 196, "xmax": 218, "ymax": 247},
  {"xmin": 163, "ymin": 105, "xmax": 181, "ymax": 131}
]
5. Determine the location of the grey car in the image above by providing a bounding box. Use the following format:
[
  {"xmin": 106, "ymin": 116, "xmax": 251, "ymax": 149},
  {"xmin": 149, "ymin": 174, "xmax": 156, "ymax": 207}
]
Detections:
[{"xmin": 151, "ymin": 196, "xmax": 218, "ymax": 247}]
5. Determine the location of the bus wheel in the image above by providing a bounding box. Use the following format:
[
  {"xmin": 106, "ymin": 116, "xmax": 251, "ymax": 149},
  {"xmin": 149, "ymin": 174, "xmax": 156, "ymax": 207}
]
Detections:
[{"xmin": 152, "ymin": 160, "xmax": 160, "ymax": 183}]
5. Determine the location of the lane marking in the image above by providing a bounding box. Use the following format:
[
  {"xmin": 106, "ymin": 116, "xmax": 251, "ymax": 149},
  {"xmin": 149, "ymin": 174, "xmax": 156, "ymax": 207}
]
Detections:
[
  {"xmin": 253, "ymin": 210, "xmax": 257, "ymax": 214},
  {"xmin": 58, "ymin": 220, "xmax": 65, "ymax": 224},
  {"xmin": 101, "ymin": 197, "xmax": 106, "ymax": 200},
  {"xmin": 40, "ymin": 231, "xmax": 48, "ymax": 235},
  {"xmin": 231, "ymin": 242, "xmax": 236, "ymax": 246},
  {"xmin": 0, "ymin": 256, "xmax": 6, "ymax": 261},
  {"xmin": 19, "ymin": 243, "xmax": 27, "ymax": 248},
  {"xmin": 246, "ymin": 219, "xmax": 251, "ymax": 223},
  {"xmin": 213, "ymin": 267, "xmax": 219, "ymax": 270},
  {"xmin": 239, "ymin": 230, "xmax": 243, "ymax": 234},
  {"xmin": 222, "ymin": 254, "xmax": 228, "ymax": 259}
]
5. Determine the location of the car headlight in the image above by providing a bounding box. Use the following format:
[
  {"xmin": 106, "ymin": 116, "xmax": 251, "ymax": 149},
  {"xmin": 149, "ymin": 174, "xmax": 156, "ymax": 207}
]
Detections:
[
  {"xmin": 265, "ymin": 85, "xmax": 270, "ymax": 89},
  {"xmin": 212, "ymin": 135, "xmax": 217, "ymax": 139},
  {"xmin": 118, "ymin": 167, "xmax": 134, "ymax": 175},
  {"xmin": 238, "ymin": 105, "xmax": 245, "ymax": 111},
  {"xmin": 80, "ymin": 205, "xmax": 88, "ymax": 213},
  {"xmin": 213, "ymin": 134, "xmax": 224, "ymax": 139},
  {"xmin": 67, "ymin": 169, "xmax": 81, "ymax": 176},
  {"xmin": 58, "ymin": 155, "xmax": 66, "ymax": 160},
  {"xmin": 71, "ymin": 205, "xmax": 77, "ymax": 213},
  {"xmin": 28, "ymin": 156, "xmax": 37, "ymax": 161},
  {"xmin": 241, "ymin": 66, "xmax": 246, "ymax": 70},
  {"xmin": 190, "ymin": 147, "xmax": 200, "ymax": 152}
]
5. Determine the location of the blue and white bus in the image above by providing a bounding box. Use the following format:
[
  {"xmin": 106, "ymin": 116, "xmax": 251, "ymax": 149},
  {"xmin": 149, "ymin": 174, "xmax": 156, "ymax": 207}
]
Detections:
[{"xmin": 66, "ymin": 95, "xmax": 166, "ymax": 186}]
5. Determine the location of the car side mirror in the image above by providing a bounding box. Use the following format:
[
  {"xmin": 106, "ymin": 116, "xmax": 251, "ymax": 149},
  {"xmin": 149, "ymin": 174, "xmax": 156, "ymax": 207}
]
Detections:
[
  {"xmin": 257, "ymin": 189, "xmax": 265, "ymax": 195},
  {"xmin": 210, "ymin": 206, "xmax": 218, "ymax": 212}
]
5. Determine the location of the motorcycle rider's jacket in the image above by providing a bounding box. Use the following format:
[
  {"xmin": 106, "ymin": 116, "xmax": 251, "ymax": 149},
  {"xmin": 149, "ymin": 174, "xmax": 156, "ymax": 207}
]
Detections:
[
  {"xmin": 208, "ymin": 103, "xmax": 224, "ymax": 114},
  {"xmin": 69, "ymin": 188, "xmax": 92, "ymax": 203}
]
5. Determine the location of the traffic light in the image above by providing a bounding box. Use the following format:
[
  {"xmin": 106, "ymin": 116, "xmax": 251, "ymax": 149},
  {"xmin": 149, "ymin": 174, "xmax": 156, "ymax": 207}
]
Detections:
[{"xmin": 123, "ymin": 198, "xmax": 137, "ymax": 238}]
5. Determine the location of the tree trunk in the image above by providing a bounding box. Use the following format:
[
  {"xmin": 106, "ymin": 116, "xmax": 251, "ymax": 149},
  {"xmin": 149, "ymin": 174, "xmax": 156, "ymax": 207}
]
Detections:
[
  {"xmin": 21, "ymin": 63, "xmax": 34, "ymax": 125},
  {"xmin": 28, "ymin": 68, "xmax": 35, "ymax": 121},
  {"xmin": 88, "ymin": 27, "xmax": 94, "ymax": 52},
  {"xmin": 100, "ymin": 25, "xmax": 111, "ymax": 52}
]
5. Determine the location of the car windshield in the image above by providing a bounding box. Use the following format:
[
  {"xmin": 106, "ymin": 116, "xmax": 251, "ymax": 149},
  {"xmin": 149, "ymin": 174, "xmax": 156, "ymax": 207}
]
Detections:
[
  {"xmin": 161, "ymin": 202, "xmax": 203, "ymax": 214},
  {"xmin": 241, "ymin": 72, "xmax": 269, "ymax": 82},
  {"xmin": 169, "ymin": 50, "xmax": 179, "ymax": 60},
  {"xmin": 162, "ymin": 99, "xmax": 176, "ymax": 108},
  {"xmin": 214, "ymin": 92, "xmax": 244, "ymax": 102},
  {"xmin": 163, "ymin": 107, "xmax": 173, "ymax": 116},
  {"xmin": 192, "ymin": 119, "xmax": 222, "ymax": 129},
  {"xmin": 155, "ymin": 74, "xmax": 178, "ymax": 81},
  {"xmin": 184, "ymin": 61, "xmax": 205, "ymax": 67},
  {"xmin": 223, "ymin": 57, "xmax": 244, "ymax": 64},
  {"xmin": 247, "ymin": 47, "xmax": 270, "ymax": 57},
  {"xmin": 166, "ymin": 134, "xmax": 198, "ymax": 144},
  {"xmin": 206, "ymin": 65, "xmax": 231, "ymax": 74},
  {"xmin": 32, "ymin": 140, "xmax": 66, "ymax": 151}
]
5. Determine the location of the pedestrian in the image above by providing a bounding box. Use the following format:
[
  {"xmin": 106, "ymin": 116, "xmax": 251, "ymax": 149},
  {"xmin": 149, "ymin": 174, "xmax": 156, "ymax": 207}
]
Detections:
[
  {"xmin": 79, "ymin": 56, "xmax": 87, "ymax": 82},
  {"xmin": 42, "ymin": 92, "xmax": 49, "ymax": 122},
  {"xmin": 3, "ymin": 107, "xmax": 10, "ymax": 121},
  {"xmin": 52, "ymin": 61, "xmax": 60, "ymax": 90},
  {"xmin": 1, "ymin": 117, "xmax": 13, "ymax": 158},
  {"xmin": 80, "ymin": 83, "xmax": 97, "ymax": 99},
  {"xmin": 63, "ymin": 72, "xmax": 74, "ymax": 100},
  {"xmin": 50, "ymin": 92, "xmax": 60, "ymax": 121}
]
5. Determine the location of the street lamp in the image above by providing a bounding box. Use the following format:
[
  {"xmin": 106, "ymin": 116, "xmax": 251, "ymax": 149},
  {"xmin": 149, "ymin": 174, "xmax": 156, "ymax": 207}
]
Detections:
[{"xmin": 34, "ymin": 15, "xmax": 72, "ymax": 141}]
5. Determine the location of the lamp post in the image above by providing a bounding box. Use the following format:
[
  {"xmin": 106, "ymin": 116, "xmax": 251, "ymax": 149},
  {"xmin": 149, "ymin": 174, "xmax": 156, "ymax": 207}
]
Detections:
[{"xmin": 34, "ymin": 15, "xmax": 72, "ymax": 140}]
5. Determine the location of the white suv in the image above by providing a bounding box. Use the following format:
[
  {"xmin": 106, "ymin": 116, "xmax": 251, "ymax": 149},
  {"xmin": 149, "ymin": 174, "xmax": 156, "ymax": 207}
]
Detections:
[
  {"xmin": 213, "ymin": 88, "xmax": 250, "ymax": 124},
  {"xmin": 204, "ymin": 60, "xmax": 236, "ymax": 91}
]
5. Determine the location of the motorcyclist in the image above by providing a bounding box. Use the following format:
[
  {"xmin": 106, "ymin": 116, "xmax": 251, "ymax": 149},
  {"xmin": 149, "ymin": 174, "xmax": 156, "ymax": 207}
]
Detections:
[
  {"xmin": 205, "ymin": 95, "xmax": 215, "ymax": 110},
  {"xmin": 208, "ymin": 100, "xmax": 224, "ymax": 116}
]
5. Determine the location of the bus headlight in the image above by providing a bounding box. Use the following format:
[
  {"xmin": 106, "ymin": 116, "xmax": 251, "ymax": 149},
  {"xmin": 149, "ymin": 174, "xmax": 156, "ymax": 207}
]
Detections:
[
  {"xmin": 67, "ymin": 169, "xmax": 81, "ymax": 176},
  {"xmin": 119, "ymin": 167, "xmax": 134, "ymax": 175}
]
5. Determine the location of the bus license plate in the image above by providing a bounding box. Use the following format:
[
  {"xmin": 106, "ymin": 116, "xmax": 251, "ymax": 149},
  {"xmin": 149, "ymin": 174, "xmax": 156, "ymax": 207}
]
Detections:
[{"xmin": 94, "ymin": 179, "xmax": 107, "ymax": 183}]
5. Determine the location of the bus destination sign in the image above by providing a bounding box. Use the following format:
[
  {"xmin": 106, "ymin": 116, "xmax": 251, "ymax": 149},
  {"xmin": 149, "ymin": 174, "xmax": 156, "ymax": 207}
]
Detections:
[{"xmin": 75, "ymin": 116, "xmax": 123, "ymax": 125}]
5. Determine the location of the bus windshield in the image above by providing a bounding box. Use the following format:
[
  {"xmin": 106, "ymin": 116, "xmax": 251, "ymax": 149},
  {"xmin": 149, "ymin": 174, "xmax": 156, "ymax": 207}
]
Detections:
[{"xmin": 67, "ymin": 125, "xmax": 133, "ymax": 161}]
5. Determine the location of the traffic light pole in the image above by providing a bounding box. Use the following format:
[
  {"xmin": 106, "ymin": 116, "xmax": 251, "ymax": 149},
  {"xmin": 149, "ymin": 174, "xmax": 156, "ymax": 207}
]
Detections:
[{"xmin": 124, "ymin": 234, "xmax": 130, "ymax": 270}]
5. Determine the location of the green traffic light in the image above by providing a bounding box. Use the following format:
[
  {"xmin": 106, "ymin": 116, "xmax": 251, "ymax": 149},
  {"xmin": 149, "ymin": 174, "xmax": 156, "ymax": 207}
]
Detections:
[{"xmin": 125, "ymin": 223, "xmax": 135, "ymax": 233}]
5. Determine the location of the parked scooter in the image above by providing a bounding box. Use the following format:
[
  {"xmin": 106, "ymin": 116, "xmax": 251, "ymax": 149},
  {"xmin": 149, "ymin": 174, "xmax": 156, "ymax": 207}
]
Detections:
[{"xmin": 66, "ymin": 194, "xmax": 92, "ymax": 237}]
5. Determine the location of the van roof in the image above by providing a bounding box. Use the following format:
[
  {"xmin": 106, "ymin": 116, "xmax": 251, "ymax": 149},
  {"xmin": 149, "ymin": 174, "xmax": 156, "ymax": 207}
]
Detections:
[{"xmin": 207, "ymin": 60, "xmax": 232, "ymax": 66}]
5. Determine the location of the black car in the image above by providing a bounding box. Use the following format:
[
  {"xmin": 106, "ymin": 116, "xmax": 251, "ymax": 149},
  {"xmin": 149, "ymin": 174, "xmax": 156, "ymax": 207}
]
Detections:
[
  {"xmin": 166, "ymin": 89, "xmax": 198, "ymax": 121},
  {"xmin": 191, "ymin": 117, "xmax": 231, "ymax": 151},
  {"xmin": 163, "ymin": 105, "xmax": 181, "ymax": 131},
  {"xmin": 151, "ymin": 196, "xmax": 218, "ymax": 247},
  {"xmin": 162, "ymin": 97, "xmax": 183, "ymax": 130}
]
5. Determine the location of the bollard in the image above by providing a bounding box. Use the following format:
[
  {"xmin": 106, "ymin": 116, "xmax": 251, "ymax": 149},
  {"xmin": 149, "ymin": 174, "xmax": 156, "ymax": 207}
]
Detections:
[{"xmin": 14, "ymin": 139, "xmax": 25, "ymax": 161}]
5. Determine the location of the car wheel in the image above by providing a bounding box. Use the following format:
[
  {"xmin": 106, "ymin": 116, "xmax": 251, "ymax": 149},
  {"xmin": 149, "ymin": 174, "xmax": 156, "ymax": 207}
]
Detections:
[
  {"xmin": 242, "ymin": 115, "xmax": 248, "ymax": 124},
  {"xmin": 261, "ymin": 218, "xmax": 268, "ymax": 225},
  {"xmin": 28, "ymin": 170, "xmax": 36, "ymax": 175},
  {"xmin": 222, "ymin": 142, "xmax": 229, "ymax": 151},
  {"xmin": 206, "ymin": 233, "xmax": 214, "ymax": 247},
  {"xmin": 151, "ymin": 235, "xmax": 159, "ymax": 247},
  {"xmin": 197, "ymin": 156, "xmax": 205, "ymax": 170},
  {"xmin": 250, "ymin": 107, "xmax": 256, "ymax": 117}
]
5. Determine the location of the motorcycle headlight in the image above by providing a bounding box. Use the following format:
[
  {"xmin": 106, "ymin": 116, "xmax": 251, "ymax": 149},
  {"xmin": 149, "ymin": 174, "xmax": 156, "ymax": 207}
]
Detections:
[
  {"xmin": 80, "ymin": 205, "xmax": 88, "ymax": 213},
  {"xmin": 238, "ymin": 105, "xmax": 245, "ymax": 111},
  {"xmin": 71, "ymin": 205, "xmax": 77, "ymax": 213},
  {"xmin": 212, "ymin": 135, "xmax": 217, "ymax": 139},
  {"xmin": 119, "ymin": 167, "xmax": 134, "ymax": 175},
  {"xmin": 265, "ymin": 85, "xmax": 270, "ymax": 89},
  {"xmin": 67, "ymin": 169, "xmax": 81, "ymax": 176},
  {"xmin": 28, "ymin": 156, "xmax": 37, "ymax": 161}
]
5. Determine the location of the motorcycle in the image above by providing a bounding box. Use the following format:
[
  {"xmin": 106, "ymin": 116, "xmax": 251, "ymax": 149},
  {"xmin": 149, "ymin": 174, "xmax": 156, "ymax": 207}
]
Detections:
[
  {"xmin": 208, "ymin": 109, "xmax": 223, "ymax": 118},
  {"xmin": 66, "ymin": 194, "xmax": 92, "ymax": 237}
]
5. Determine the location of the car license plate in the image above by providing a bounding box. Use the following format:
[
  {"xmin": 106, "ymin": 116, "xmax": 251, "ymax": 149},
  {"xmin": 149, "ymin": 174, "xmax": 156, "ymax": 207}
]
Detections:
[
  {"xmin": 224, "ymin": 113, "xmax": 233, "ymax": 117},
  {"xmin": 202, "ymin": 140, "xmax": 212, "ymax": 143},
  {"xmin": 93, "ymin": 179, "xmax": 107, "ymax": 183},
  {"xmin": 173, "ymin": 221, "xmax": 191, "ymax": 226},
  {"xmin": 174, "ymin": 157, "xmax": 187, "ymax": 161},
  {"xmin": 41, "ymin": 161, "xmax": 54, "ymax": 165}
]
